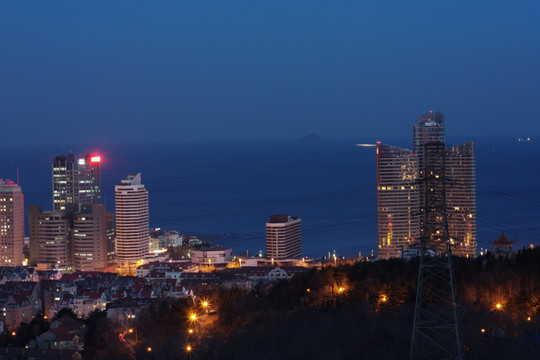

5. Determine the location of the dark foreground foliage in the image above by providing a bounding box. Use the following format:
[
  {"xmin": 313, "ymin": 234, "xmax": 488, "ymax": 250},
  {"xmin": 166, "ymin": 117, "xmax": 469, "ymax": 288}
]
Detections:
[{"xmin": 81, "ymin": 248, "xmax": 540, "ymax": 359}]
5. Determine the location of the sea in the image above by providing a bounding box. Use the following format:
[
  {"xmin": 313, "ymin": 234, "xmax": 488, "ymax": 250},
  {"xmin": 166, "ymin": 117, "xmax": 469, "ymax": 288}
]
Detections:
[{"xmin": 1, "ymin": 136, "xmax": 539, "ymax": 259}]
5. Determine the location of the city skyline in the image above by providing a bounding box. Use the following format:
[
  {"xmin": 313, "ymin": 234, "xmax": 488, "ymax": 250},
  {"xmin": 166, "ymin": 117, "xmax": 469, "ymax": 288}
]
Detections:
[{"xmin": 377, "ymin": 111, "xmax": 476, "ymax": 258}]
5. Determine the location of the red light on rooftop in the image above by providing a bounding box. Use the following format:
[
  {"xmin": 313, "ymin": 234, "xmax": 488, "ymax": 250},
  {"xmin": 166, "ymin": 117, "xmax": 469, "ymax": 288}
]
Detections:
[{"xmin": 91, "ymin": 156, "xmax": 101, "ymax": 163}]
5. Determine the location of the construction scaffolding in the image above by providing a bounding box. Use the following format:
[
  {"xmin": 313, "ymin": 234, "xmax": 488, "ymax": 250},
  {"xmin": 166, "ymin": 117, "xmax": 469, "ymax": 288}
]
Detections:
[{"xmin": 410, "ymin": 142, "xmax": 463, "ymax": 360}]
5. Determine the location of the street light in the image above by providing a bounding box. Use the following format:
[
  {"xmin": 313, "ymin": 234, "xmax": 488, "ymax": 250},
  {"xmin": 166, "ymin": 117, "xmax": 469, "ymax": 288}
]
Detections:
[
  {"xmin": 189, "ymin": 313, "xmax": 198, "ymax": 322},
  {"xmin": 188, "ymin": 328, "xmax": 194, "ymax": 334},
  {"xmin": 186, "ymin": 345, "xmax": 192, "ymax": 352},
  {"xmin": 202, "ymin": 300, "xmax": 209, "ymax": 313},
  {"xmin": 147, "ymin": 347, "xmax": 152, "ymax": 352}
]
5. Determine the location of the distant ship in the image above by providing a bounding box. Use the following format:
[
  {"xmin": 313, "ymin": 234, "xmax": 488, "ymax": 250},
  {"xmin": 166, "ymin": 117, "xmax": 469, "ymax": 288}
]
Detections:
[{"xmin": 518, "ymin": 137, "xmax": 532, "ymax": 142}]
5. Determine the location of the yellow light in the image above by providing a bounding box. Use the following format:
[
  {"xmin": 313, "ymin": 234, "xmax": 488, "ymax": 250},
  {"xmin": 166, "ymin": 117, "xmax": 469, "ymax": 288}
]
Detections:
[
  {"xmin": 202, "ymin": 301, "xmax": 209, "ymax": 308},
  {"xmin": 11, "ymin": 332, "xmax": 16, "ymax": 336},
  {"xmin": 189, "ymin": 313, "xmax": 198, "ymax": 321},
  {"xmin": 380, "ymin": 295, "xmax": 388, "ymax": 302},
  {"xmin": 129, "ymin": 329, "xmax": 133, "ymax": 333},
  {"xmin": 338, "ymin": 287, "xmax": 344, "ymax": 293},
  {"xmin": 306, "ymin": 288, "xmax": 311, "ymax": 293},
  {"xmin": 188, "ymin": 329, "xmax": 194, "ymax": 334},
  {"xmin": 186, "ymin": 345, "xmax": 192, "ymax": 352},
  {"xmin": 147, "ymin": 347, "xmax": 152, "ymax": 352},
  {"xmin": 528, "ymin": 317, "xmax": 531, "ymax": 321},
  {"xmin": 481, "ymin": 328, "xmax": 485, "ymax": 333},
  {"xmin": 496, "ymin": 303, "xmax": 502, "ymax": 310}
]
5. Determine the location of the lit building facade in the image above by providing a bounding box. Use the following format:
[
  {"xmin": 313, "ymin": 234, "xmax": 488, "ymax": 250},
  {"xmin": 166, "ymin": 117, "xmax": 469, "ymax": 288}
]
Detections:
[
  {"xmin": 376, "ymin": 144, "xmax": 420, "ymax": 259},
  {"xmin": 445, "ymin": 142, "xmax": 477, "ymax": 256},
  {"xmin": 28, "ymin": 206, "xmax": 72, "ymax": 272},
  {"xmin": 52, "ymin": 152, "xmax": 101, "ymax": 212},
  {"xmin": 376, "ymin": 111, "xmax": 477, "ymax": 258},
  {"xmin": 72, "ymin": 204, "xmax": 115, "ymax": 272},
  {"xmin": 266, "ymin": 215, "xmax": 301, "ymax": 260},
  {"xmin": 115, "ymin": 173, "xmax": 149, "ymax": 275},
  {"xmin": 0, "ymin": 180, "xmax": 24, "ymax": 266}
]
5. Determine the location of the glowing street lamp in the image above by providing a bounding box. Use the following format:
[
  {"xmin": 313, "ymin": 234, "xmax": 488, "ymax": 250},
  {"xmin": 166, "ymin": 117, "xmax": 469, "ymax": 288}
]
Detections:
[
  {"xmin": 338, "ymin": 287, "xmax": 344, "ymax": 294},
  {"xmin": 188, "ymin": 328, "xmax": 194, "ymax": 334},
  {"xmin": 189, "ymin": 313, "xmax": 198, "ymax": 322},
  {"xmin": 186, "ymin": 345, "xmax": 192, "ymax": 352},
  {"xmin": 495, "ymin": 303, "xmax": 502, "ymax": 311},
  {"xmin": 147, "ymin": 347, "xmax": 152, "ymax": 352}
]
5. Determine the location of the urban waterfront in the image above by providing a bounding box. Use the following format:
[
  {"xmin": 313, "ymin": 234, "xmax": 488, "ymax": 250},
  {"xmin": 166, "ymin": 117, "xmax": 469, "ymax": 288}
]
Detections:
[{"xmin": 1, "ymin": 136, "xmax": 538, "ymax": 258}]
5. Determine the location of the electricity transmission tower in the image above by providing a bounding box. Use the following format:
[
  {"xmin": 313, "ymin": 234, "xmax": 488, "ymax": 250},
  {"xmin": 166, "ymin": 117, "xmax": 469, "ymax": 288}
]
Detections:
[{"xmin": 410, "ymin": 142, "xmax": 463, "ymax": 360}]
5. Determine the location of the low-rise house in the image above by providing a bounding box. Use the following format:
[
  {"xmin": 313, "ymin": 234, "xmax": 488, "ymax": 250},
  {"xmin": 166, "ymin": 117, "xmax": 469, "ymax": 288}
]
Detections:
[
  {"xmin": 1, "ymin": 295, "xmax": 34, "ymax": 330},
  {"xmin": 36, "ymin": 316, "xmax": 85, "ymax": 351},
  {"xmin": 107, "ymin": 299, "xmax": 153, "ymax": 326}
]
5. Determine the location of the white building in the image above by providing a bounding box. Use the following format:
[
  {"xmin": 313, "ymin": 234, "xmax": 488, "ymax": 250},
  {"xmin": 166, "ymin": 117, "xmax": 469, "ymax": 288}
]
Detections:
[
  {"xmin": 266, "ymin": 215, "xmax": 301, "ymax": 260},
  {"xmin": 115, "ymin": 173, "xmax": 149, "ymax": 275},
  {"xmin": 191, "ymin": 248, "xmax": 232, "ymax": 266}
]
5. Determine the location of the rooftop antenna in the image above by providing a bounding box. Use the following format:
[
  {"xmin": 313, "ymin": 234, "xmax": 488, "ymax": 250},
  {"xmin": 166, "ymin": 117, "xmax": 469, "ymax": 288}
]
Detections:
[{"xmin": 16, "ymin": 168, "xmax": 19, "ymax": 185}]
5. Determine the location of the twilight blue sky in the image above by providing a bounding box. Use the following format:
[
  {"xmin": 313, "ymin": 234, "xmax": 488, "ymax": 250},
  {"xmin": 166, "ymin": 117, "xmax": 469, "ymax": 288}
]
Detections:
[{"xmin": 1, "ymin": 1, "xmax": 539, "ymax": 144}]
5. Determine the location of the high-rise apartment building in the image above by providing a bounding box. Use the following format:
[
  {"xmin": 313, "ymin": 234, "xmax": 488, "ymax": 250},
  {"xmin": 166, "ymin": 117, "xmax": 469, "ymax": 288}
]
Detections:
[
  {"xmin": 445, "ymin": 142, "xmax": 477, "ymax": 255},
  {"xmin": 29, "ymin": 203, "xmax": 115, "ymax": 272},
  {"xmin": 52, "ymin": 152, "xmax": 101, "ymax": 212},
  {"xmin": 115, "ymin": 173, "xmax": 149, "ymax": 275},
  {"xmin": 266, "ymin": 215, "xmax": 301, "ymax": 260},
  {"xmin": 376, "ymin": 111, "xmax": 476, "ymax": 258},
  {"xmin": 376, "ymin": 144, "xmax": 420, "ymax": 259},
  {"xmin": 0, "ymin": 180, "xmax": 24, "ymax": 266},
  {"xmin": 29, "ymin": 206, "xmax": 72, "ymax": 271},
  {"xmin": 72, "ymin": 204, "xmax": 115, "ymax": 272}
]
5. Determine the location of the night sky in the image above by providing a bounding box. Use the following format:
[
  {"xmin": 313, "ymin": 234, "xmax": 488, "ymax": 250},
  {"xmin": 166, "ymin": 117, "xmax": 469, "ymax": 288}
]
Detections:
[{"xmin": 1, "ymin": 1, "xmax": 539, "ymax": 145}]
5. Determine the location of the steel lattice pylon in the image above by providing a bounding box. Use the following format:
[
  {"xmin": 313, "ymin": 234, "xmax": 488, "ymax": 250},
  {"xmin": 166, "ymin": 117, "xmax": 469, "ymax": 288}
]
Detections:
[{"xmin": 410, "ymin": 142, "xmax": 463, "ymax": 360}]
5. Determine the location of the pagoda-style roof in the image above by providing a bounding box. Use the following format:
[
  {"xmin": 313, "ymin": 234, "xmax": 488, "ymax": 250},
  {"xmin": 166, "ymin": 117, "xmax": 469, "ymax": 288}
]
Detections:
[{"xmin": 489, "ymin": 231, "xmax": 517, "ymax": 246}]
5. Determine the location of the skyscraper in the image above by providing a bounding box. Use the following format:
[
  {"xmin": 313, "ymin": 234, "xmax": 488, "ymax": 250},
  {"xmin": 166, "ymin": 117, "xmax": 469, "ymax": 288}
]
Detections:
[
  {"xmin": 376, "ymin": 144, "xmax": 420, "ymax": 259},
  {"xmin": 445, "ymin": 142, "xmax": 477, "ymax": 255},
  {"xmin": 266, "ymin": 215, "xmax": 301, "ymax": 260},
  {"xmin": 0, "ymin": 179, "xmax": 24, "ymax": 266},
  {"xmin": 376, "ymin": 111, "xmax": 476, "ymax": 258},
  {"xmin": 115, "ymin": 173, "xmax": 149, "ymax": 275},
  {"xmin": 29, "ymin": 205, "xmax": 72, "ymax": 271},
  {"xmin": 72, "ymin": 204, "xmax": 115, "ymax": 272},
  {"xmin": 52, "ymin": 152, "xmax": 101, "ymax": 212}
]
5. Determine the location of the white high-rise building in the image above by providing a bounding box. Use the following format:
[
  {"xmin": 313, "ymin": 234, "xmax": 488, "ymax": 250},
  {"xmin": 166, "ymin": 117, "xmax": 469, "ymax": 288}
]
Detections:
[
  {"xmin": 0, "ymin": 179, "xmax": 24, "ymax": 266},
  {"xmin": 115, "ymin": 173, "xmax": 149, "ymax": 275},
  {"xmin": 266, "ymin": 215, "xmax": 301, "ymax": 260},
  {"xmin": 376, "ymin": 111, "xmax": 476, "ymax": 258},
  {"xmin": 376, "ymin": 144, "xmax": 420, "ymax": 259}
]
